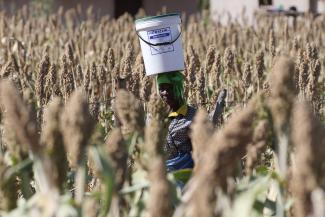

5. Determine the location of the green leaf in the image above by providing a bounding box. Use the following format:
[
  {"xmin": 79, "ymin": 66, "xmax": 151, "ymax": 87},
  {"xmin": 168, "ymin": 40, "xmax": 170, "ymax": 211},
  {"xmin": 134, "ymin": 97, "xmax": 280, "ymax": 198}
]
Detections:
[
  {"xmin": 207, "ymin": 87, "xmax": 213, "ymax": 99},
  {"xmin": 253, "ymin": 199, "xmax": 265, "ymax": 214},
  {"xmin": 4, "ymin": 158, "xmax": 33, "ymax": 180},
  {"xmin": 89, "ymin": 146, "xmax": 115, "ymax": 217},
  {"xmin": 232, "ymin": 176, "xmax": 271, "ymax": 217},
  {"xmin": 120, "ymin": 182, "xmax": 149, "ymax": 194},
  {"xmin": 255, "ymin": 166, "xmax": 269, "ymax": 176},
  {"xmin": 171, "ymin": 168, "xmax": 192, "ymax": 184}
]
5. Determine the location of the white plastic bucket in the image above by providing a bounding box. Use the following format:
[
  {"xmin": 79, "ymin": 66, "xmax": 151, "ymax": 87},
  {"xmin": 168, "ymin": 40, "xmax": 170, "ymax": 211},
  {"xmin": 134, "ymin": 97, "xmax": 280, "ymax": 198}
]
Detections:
[{"xmin": 135, "ymin": 13, "xmax": 185, "ymax": 76}]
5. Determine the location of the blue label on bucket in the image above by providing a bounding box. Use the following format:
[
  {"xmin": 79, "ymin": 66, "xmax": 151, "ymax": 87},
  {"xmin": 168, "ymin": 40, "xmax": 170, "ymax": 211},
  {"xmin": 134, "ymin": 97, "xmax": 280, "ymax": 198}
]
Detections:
[
  {"xmin": 149, "ymin": 33, "xmax": 170, "ymax": 39},
  {"xmin": 147, "ymin": 27, "xmax": 174, "ymax": 55}
]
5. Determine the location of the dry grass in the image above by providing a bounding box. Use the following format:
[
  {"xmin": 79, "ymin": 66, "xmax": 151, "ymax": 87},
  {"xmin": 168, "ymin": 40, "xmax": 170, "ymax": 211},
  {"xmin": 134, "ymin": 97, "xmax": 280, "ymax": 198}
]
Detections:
[{"xmin": 0, "ymin": 4, "xmax": 324, "ymax": 217}]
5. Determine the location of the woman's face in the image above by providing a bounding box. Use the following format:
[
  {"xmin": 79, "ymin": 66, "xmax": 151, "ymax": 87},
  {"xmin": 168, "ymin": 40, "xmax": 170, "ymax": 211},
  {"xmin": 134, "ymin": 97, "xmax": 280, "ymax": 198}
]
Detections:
[{"xmin": 158, "ymin": 83, "xmax": 177, "ymax": 109}]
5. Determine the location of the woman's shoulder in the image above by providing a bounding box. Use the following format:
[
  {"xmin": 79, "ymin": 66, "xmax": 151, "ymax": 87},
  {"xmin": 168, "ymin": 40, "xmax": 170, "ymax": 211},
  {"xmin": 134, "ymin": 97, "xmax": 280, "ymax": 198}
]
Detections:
[
  {"xmin": 187, "ymin": 104, "xmax": 196, "ymax": 111},
  {"xmin": 186, "ymin": 104, "xmax": 197, "ymax": 118}
]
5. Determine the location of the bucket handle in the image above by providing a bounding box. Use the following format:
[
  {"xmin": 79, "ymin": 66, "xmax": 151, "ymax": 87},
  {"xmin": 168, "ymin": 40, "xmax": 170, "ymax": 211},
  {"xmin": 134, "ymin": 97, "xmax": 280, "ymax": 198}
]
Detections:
[{"xmin": 136, "ymin": 28, "xmax": 182, "ymax": 47}]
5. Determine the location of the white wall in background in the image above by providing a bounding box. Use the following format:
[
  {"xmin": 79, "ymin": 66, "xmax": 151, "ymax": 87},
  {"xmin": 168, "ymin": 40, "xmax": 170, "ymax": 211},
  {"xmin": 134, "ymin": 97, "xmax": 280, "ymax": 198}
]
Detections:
[
  {"xmin": 319, "ymin": 1, "xmax": 325, "ymax": 12},
  {"xmin": 143, "ymin": 0, "xmax": 199, "ymax": 16},
  {"xmin": 210, "ymin": 0, "xmax": 259, "ymax": 24}
]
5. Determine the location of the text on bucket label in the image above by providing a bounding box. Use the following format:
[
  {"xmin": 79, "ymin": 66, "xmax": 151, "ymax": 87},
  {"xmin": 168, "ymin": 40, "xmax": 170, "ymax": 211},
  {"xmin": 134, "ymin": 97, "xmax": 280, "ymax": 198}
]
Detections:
[{"xmin": 147, "ymin": 27, "xmax": 174, "ymax": 55}]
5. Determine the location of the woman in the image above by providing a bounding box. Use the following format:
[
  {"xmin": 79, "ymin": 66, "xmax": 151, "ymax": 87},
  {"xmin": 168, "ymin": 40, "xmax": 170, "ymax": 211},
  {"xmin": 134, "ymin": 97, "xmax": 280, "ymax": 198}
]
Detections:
[{"xmin": 156, "ymin": 71, "xmax": 196, "ymax": 172}]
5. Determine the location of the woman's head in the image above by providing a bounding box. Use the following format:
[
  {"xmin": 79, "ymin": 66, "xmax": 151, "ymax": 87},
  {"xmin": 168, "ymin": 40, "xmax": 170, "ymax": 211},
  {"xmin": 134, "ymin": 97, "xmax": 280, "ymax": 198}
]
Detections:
[{"xmin": 157, "ymin": 71, "xmax": 185, "ymax": 110}]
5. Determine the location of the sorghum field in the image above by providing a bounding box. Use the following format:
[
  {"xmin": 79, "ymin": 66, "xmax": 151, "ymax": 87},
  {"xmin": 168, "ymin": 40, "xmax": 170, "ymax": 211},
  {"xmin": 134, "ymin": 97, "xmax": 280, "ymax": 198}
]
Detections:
[{"xmin": 0, "ymin": 4, "xmax": 324, "ymax": 217}]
